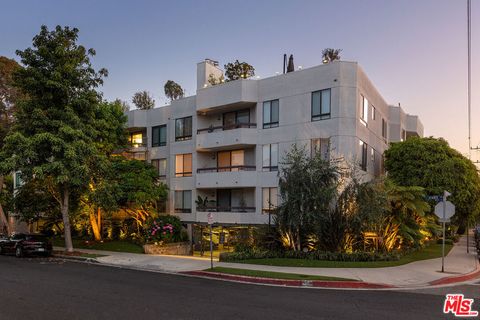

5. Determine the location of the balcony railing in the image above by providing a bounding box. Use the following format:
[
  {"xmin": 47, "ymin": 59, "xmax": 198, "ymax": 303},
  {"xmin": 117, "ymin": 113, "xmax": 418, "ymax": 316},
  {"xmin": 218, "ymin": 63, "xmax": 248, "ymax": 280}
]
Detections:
[
  {"xmin": 197, "ymin": 123, "xmax": 256, "ymax": 134},
  {"xmin": 196, "ymin": 206, "xmax": 256, "ymax": 213},
  {"xmin": 197, "ymin": 165, "xmax": 256, "ymax": 173}
]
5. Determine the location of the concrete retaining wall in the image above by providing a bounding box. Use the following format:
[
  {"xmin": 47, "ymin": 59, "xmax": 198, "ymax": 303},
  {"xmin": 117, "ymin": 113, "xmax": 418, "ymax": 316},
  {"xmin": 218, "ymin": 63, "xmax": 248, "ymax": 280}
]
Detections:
[{"xmin": 143, "ymin": 242, "xmax": 192, "ymax": 255}]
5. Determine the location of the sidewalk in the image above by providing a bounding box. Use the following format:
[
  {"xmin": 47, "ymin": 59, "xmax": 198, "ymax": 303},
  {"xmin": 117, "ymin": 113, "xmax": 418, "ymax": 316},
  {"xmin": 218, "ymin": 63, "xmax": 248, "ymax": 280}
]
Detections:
[{"xmin": 55, "ymin": 235, "xmax": 479, "ymax": 288}]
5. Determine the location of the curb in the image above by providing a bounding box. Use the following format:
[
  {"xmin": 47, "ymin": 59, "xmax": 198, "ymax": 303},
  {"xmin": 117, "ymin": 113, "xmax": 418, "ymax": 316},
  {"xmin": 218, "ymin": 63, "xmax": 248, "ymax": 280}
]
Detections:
[
  {"xmin": 181, "ymin": 271, "xmax": 396, "ymax": 289},
  {"xmin": 428, "ymin": 266, "xmax": 480, "ymax": 286},
  {"xmin": 53, "ymin": 254, "xmax": 99, "ymax": 264}
]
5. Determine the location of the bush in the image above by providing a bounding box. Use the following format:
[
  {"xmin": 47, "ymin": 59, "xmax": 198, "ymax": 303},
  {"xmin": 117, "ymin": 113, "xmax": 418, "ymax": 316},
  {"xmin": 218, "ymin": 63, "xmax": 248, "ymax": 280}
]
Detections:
[
  {"xmin": 143, "ymin": 215, "xmax": 185, "ymax": 244},
  {"xmin": 219, "ymin": 248, "xmax": 400, "ymax": 262}
]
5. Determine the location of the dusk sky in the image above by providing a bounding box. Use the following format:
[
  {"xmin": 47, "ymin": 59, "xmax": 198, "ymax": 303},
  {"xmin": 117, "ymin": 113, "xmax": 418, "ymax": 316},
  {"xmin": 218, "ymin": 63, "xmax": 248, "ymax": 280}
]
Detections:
[{"xmin": 1, "ymin": 0, "xmax": 479, "ymax": 159}]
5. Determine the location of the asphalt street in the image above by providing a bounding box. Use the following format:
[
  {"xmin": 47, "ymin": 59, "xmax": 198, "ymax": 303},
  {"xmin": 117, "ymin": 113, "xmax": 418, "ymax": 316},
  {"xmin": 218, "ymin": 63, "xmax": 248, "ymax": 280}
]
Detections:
[{"xmin": 0, "ymin": 255, "xmax": 478, "ymax": 320}]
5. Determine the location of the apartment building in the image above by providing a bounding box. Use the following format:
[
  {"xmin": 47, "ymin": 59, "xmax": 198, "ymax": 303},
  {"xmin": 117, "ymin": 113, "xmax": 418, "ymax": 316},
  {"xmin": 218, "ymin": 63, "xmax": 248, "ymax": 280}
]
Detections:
[{"xmin": 126, "ymin": 59, "xmax": 423, "ymax": 247}]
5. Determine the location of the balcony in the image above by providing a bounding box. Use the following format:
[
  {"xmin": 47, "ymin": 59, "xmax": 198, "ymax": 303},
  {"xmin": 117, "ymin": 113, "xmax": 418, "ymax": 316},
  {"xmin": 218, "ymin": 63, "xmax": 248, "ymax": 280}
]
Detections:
[
  {"xmin": 193, "ymin": 211, "xmax": 268, "ymax": 225},
  {"xmin": 196, "ymin": 206, "xmax": 256, "ymax": 213},
  {"xmin": 196, "ymin": 79, "xmax": 258, "ymax": 113},
  {"xmin": 196, "ymin": 166, "xmax": 257, "ymax": 188},
  {"xmin": 196, "ymin": 124, "xmax": 257, "ymax": 151}
]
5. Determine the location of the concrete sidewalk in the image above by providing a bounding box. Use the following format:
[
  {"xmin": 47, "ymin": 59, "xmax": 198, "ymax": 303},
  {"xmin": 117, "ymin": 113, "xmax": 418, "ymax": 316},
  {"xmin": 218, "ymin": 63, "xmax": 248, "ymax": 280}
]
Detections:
[{"xmin": 55, "ymin": 235, "xmax": 479, "ymax": 288}]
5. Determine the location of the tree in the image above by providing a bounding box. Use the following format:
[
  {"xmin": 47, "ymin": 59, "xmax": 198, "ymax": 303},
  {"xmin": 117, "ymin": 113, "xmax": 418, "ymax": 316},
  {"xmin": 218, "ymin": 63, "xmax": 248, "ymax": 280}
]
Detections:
[
  {"xmin": 0, "ymin": 56, "xmax": 22, "ymax": 234},
  {"xmin": 224, "ymin": 60, "xmax": 255, "ymax": 81},
  {"xmin": 164, "ymin": 80, "xmax": 184, "ymax": 101},
  {"xmin": 384, "ymin": 137, "xmax": 480, "ymax": 231},
  {"xmin": 114, "ymin": 98, "xmax": 131, "ymax": 113},
  {"xmin": 322, "ymin": 48, "xmax": 342, "ymax": 64},
  {"xmin": 0, "ymin": 25, "xmax": 108, "ymax": 252},
  {"xmin": 275, "ymin": 145, "xmax": 340, "ymax": 251},
  {"xmin": 132, "ymin": 91, "xmax": 155, "ymax": 110}
]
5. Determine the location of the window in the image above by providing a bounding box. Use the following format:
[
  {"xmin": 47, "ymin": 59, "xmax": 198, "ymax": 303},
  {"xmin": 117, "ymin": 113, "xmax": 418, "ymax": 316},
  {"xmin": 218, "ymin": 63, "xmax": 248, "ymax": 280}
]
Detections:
[
  {"xmin": 312, "ymin": 89, "xmax": 331, "ymax": 121},
  {"xmin": 359, "ymin": 140, "xmax": 367, "ymax": 171},
  {"xmin": 361, "ymin": 95, "xmax": 368, "ymax": 126},
  {"xmin": 311, "ymin": 138, "xmax": 330, "ymax": 160},
  {"xmin": 217, "ymin": 150, "xmax": 245, "ymax": 171},
  {"xmin": 175, "ymin": 116, "xmax": 192, "ymax": 141},
  {"xmin": 131, "ymin": 152, "xmax": 146, "ymax": 160},
  {"xmin": 371, "ymin": 147, "xmax": 375, "ymax": 164},
  {"xmin": 401, "ymin": 129, "xmax": 406, "ymax": 141},
  {"xmin": 223, "ymin": 109, "xmax": 250, "ymax": 129},
  {"xmin": 371, "ymin": 105, "xmax": 376, "ymax": 120},
  {"xmin": 262, "ymin": 144, "xmax": 278, "ymax": 171},
  {"xmin": 262, "ymin": 187, "xmax": 278, "ymax": 214},
  {"xmin": 14, "ymin": 171, "xmax": 23, "ymax": 189},
  {"xmin": 382, "ymin": 118, "xmax": 387, "ymax": 140},
  {"xmin": 175, "ymin": 153, "xmax": 192, "ymax": 177},
  {"xmin": 129, "ymin": 132, "xmax": 144, "ymax": 147},
  {"xmin": 175, "ymin": 190, "xmax": 192, "ymax": 213},
  {"xmin": 263, "ymin": 99, "xmax": 279, "ymax": 128},
  {"xmin": 151, "ymin": 158, "xmax": 167, "ymax": 178},
  {"xmin": 152, "ymin": 125, "xmax": 167, "ymax": 147}
]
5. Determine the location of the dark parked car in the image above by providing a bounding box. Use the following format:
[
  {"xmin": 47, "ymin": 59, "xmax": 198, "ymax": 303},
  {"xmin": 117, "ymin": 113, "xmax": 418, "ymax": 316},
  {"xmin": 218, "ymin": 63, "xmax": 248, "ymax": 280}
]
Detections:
[{"xmin": 0, "ymin": 233, "xmax": 52, "ymax": 257}]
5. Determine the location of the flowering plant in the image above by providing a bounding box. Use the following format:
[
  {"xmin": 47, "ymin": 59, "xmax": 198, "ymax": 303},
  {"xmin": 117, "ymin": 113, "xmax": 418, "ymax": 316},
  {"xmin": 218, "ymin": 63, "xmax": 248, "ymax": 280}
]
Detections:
[{"xmin": 144, "ymin": 215, "xmax": 182, "ymax": 244}]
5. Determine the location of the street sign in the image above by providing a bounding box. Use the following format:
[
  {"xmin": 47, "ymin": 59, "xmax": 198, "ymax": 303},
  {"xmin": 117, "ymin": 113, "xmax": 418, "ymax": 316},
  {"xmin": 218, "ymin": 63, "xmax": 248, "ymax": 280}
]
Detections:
[
  {"xmin": 426, "ymin": 195, "xmax": 443, "ymax": 202},
  {"xmin": 207, "ymin": 212, "xmax": 214, "ymax": 225},
  {"xmin": 434, "ymin": 201, "xmax": 455, "ymax": 220},
  {"xmin": 438, "ymin": 218, "xmax": 451, "ymax": 223}
]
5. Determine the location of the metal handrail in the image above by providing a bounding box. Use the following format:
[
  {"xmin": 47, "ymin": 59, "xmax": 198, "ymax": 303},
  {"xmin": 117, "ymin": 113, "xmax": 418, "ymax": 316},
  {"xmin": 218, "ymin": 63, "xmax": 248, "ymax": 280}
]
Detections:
[
  {"xmin": 197, "ymin": 123, "xmax": 257, "ymax": 134},
  {"xmin": 197, "ymin": 165, "xmax": 256, "ymax": 173},
  {"xmin": 196, "ymin": 206, "xmax": 256, "ymax": 213}
]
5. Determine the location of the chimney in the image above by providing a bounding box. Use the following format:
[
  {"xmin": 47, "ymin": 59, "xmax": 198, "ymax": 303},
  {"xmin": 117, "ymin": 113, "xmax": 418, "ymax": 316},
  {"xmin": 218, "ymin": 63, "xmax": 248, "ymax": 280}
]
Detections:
[{"xmin": 197, "ymin": 59, "xmax": 223, "ymax": 90}]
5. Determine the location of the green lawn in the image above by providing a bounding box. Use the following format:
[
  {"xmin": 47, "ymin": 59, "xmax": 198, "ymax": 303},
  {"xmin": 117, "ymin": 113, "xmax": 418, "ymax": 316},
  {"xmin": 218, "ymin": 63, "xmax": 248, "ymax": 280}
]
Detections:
[
  {"xmin": 53, "ymin": 238, "xmax": 144, "ymax": 254},
  {"xmin": 206, "ymin": 267, "xmax": 356, "ymax": 281},
  {"xmin": 230, "ymin": 243, "xmax": 453, "ymax": 268}
]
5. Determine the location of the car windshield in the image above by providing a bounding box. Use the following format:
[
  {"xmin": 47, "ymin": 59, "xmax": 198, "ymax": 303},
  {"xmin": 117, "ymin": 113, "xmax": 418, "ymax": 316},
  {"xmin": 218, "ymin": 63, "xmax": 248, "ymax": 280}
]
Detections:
[{"xmin": 25, "ymin": 235, "xmax": 48, "ymax": 242}]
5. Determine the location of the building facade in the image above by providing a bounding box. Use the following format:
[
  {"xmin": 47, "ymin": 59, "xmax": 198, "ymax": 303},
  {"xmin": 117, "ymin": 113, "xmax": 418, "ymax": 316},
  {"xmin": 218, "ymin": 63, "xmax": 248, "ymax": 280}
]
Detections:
[{"xmin": 126, "ymin": 60, "xmax": 423, "ymax": 245}]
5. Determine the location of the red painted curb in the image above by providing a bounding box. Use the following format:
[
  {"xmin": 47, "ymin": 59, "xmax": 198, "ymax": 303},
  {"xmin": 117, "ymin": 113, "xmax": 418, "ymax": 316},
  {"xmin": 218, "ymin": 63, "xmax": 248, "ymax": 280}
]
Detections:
[
  {"xmin": 181, "ymin": 271, "xmax": 395, "ymax": 289},
  {"xmin": 428, "ymin": 265, "xmax": 480, "ymax": 286}
]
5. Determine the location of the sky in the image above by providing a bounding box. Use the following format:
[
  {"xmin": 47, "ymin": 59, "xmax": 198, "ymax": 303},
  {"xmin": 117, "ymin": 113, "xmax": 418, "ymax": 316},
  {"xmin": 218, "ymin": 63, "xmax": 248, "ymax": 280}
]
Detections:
[{"xmin": 0, "ymin": 0, "xmax": 479, "ymax": 159}]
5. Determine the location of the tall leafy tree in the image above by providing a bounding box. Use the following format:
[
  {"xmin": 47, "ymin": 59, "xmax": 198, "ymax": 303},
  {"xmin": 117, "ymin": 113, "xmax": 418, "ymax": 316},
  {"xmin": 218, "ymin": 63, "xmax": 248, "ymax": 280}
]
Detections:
[
  {"xmin": 164, "ymin": 80, "xmax": 184, "ymax": 101},
  {"xmin": 132, "ymin": 90, "xmax": 155, "ymax": 110},
  {"xmin": 224, "ymin": 60, "xmax": 255, "ymax": 81},
  {"xmin": 322, "ymin": 48, "xmax": 342, "ymax": 64},
  {"xmin": 0, "ymin": 56, "xmax": 22, "ymax": 234},
  {"xmin": 0, "ymin": 25, "xmax": 108, "ymax": 251},
  {"xmin": 385, "ymin": 137, "xmax": 480, "ymax": 231}
]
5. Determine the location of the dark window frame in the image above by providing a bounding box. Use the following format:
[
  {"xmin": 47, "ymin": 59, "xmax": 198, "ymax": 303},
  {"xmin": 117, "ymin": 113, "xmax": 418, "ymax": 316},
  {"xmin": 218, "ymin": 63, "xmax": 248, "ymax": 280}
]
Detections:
[
  {"xmin": 174, "ymin": 190, "xmax": 192, "ymax": 213},
  {"xmin": 175, "ymin": 153, "xmax": 192, "ymax": 177},
  {"xmin": 152, "ymin": 124, "xmax": 167, "ymax": 147},
  {"xmin": 262, "ymin": 144, "xmax": 279, "ymax": 172},
  {"xmin": 223, "ymin": 109, "xmax": 251, "ymax": 128},
  {"xmin": 263, "ymin": 99, "xmax": 279, "ymax": 129},
  {"xmin": 360, "ymin": 140, "xmax": 368, "ymax": 171},
  {"xmin": 311, "ymin": 89, "xmax": 331, "ymax": 121},
  {"xmin": 175, "ymin": 116, "xmax": 193, "ymax": 141}
]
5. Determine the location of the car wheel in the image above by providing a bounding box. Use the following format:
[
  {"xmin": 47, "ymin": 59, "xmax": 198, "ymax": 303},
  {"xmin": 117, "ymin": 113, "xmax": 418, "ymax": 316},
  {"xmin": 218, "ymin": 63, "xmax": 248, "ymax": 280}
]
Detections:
[{"xmin": 15, "ymin": 246, "xmax": 23, "ymax": 258}]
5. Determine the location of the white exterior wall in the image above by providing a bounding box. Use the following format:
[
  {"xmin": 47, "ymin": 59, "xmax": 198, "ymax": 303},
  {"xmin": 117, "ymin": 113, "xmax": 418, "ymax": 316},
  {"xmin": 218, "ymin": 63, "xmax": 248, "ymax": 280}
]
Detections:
[{"xmin": 126, "ymin": 60, "xmax": 423, "ymax": 226}]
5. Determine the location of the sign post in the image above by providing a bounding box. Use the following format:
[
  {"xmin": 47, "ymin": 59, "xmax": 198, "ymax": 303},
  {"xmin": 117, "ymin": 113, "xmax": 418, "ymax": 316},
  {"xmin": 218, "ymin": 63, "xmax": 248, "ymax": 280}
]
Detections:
[
  {"xmin": 434, "ymin": 191, "xmax": 454, "ymax": 273},
  {"xmin": 207, "ymin": 212, "xmax": 214, "ymax": 270}
]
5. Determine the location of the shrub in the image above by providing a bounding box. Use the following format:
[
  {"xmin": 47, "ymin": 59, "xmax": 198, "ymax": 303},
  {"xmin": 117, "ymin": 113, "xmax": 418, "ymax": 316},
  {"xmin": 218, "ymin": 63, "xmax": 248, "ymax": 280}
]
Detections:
[{"xmin": 144, "ymin": 215, "xmax": 184, "ymax": 244}]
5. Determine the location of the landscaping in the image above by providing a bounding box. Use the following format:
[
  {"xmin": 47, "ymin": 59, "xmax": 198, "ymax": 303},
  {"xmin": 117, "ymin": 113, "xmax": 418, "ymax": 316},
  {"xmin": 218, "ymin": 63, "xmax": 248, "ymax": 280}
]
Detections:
[
  {"xmin": 53, "ymin": 238, "xmax": 144, "ymax": 254},
  {"xmin": 205, "ymin": 267, "xmax": 356, "ymax": 281},
  {"xmin": 221, "ymin": 242, "xmax": 453, "ymax": 268}
]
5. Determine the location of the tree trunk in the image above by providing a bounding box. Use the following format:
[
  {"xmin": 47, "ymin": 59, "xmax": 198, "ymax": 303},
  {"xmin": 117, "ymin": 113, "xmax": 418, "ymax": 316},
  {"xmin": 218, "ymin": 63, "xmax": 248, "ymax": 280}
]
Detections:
[
  {"xmin": 60, "ymin": 186, "xmax": 74, "ymax": 252},
  {"xmin": 89, "ymin": 207, "xmax": 102, "ymax": 241},
  {"xmin": 0, "ymin": 175, "xmax": 11, "ymax": 235}
]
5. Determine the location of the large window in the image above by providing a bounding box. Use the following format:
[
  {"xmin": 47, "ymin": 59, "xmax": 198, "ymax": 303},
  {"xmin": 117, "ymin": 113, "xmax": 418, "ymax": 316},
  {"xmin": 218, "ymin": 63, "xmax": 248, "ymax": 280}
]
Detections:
[
  {"xmin": 371, "ymin": 105, "xmax": 376, "ymax": 120},
  {"xmin": 312, "ymin": 89, "xmax": 331, "ymax": 121},
  {"xmin": 263, "ymin": 99, "xmax": 279, "ymax": 128},
  {"xmin": 129, "ymin": 132, "xmax": 144, "ymax": 147},
  {"xmin": 382, "ymin": 118, "xmax": 387, "ymax": 140},
  {"xmin": 262, "ymin": 144, "xmax": 278, "ymax": 171},
  {"xmin": 359, "ymin": 140, "xmax": 367, "ymax": 171},
  {"xmin": 217, "ymin": 150, "xmax": 245, "ymax": 171},
  {"xmin": 311, "ymin": 138, "xmax": 330, "ymax": 160},
  {"xmin": 361, "ymin": 95, "xmax": 368, "ymax": 126},
  {"xmin": 152, "ymin": 125, "xmax": 167, "ymax": 147},
  {"xmin": 223, "ymin": 109, "xmax": 250, "ymax": 129},
  {"xmin": 151, "ymin": 158, "xmax": 167, "ymax": 178},
  {"xmin": 175, "ymin": 190, "xmax": 192, "ymax": 213},
  {"xmin": 175, "ymin": 153, "xmax": 192, "ymax": 177},
  {"xmin": 175, "ymin": 116, "xmax": 192, "ymax": 141},
  {"xmin": 262, "ymin": 187, "xmax": 278, "ymax": 214}
]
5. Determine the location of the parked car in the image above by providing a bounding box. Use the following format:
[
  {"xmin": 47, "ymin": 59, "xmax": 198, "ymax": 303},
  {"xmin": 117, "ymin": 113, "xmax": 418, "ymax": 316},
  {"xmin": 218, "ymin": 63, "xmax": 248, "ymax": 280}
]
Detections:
[{"xmin": 0, "ymin": 233, "xmax": 52, "ymax": 257}]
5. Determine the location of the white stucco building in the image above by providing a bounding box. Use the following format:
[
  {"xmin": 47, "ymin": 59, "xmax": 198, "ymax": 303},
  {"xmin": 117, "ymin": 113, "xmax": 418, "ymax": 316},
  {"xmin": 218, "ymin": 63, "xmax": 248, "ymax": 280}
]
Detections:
[{"xmin": 125, "ymin": 59, "xmax": 423, "ymax": 242}]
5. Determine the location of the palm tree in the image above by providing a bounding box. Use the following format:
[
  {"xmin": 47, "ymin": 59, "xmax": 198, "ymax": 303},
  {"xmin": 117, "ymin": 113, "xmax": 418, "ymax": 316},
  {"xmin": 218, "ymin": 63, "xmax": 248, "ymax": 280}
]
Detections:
[{"xmin": 322, "ymin": 48, "xmax": 342, "ymax": 64}]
